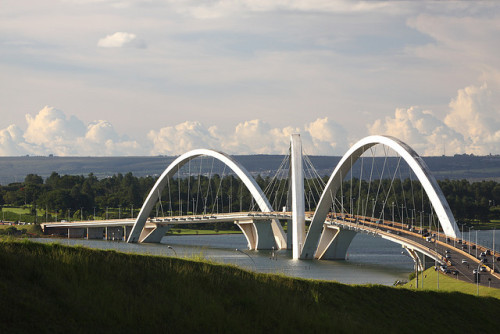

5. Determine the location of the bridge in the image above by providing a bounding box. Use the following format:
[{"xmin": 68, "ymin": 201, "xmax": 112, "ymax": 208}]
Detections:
[{"xmin": 41, "ymin": 134, "xmax": 500, "ymax": 289}]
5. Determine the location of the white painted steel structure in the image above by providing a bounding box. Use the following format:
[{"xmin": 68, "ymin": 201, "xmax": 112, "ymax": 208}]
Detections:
[
  {"xmin": 300, "ymin": 135, "xmax": 462, "ymax": 259},
  {"xmin": 127, "ymin": 149, "xmax": 287, "ymax": 248},
  {"xmin": 290, "ymin": 134, "xmax": 306, "ymax": 259}
]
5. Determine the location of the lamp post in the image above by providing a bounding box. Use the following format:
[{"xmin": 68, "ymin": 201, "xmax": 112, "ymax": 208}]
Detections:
[
  {"xmin": 236, "ymin": 248, "xmax": 256, "ymax": 270},
  {"xmin": 476, "ymin": 230, "xmax": 478, "ymax": 258},
  {"xmin": 417, "ymin": 209, "xmax": 420, "ymax": 233},
  {"xmin": 476, "ymin": 259, "xmax": 484, "ymax": 296},
  {"xmin": 391, "ymin": 202, "xmax": 395, "ymax": 223},
  {"xmin": 469, "ymin": 227, "xmax": 472, "ymax": 255},
  {"xmin": 493, "ymin": 228, "xmax": 496, "ymax": 274},
  {"xmin": 371, "ymin": 198, "xmax": 375, "ymax": 218},
  {"xmin": 167, "ymin": 245, "xmax": 177, "ymax": 256},
  {"xmin": 434, "ymin": 240, "xmax": 439, "ymax": 290},
  {"xmin": 400, "ymin": 204, "xmax": 405, "ymax": 227}
]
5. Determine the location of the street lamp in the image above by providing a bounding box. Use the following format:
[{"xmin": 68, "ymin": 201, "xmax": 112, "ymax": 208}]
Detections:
[
  {"xmin": 391, "ymin": 202, "xmax": 395, "ymax": 223},
  {"xmin": 167, "ymin": 245, "xmax": 177, "ymax": 256},
  {"xmin": 476, "ymin": 259, "xmax": 484, "ymax": 296},
  {"xmin": 469, "ymin": 227, "xmax": 472, "ymax": 255},
  {"xmin": 371, "ymin": 198, "xmax": 375, "ymax": 218},
  {"xmin": 236, "ymin": 248, "xmax": 256, "ymax": 269},
  {"xmin": 400, "ymin": 204, "xmax": 405, "ymax": 227},
  {"xmin": 434, "ymin": 240, "xmax": 439, "ymax": 290}
]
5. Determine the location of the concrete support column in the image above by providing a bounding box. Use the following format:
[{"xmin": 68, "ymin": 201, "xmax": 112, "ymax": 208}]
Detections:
[
  {"xmin": 290, "ymin": 134, "xmax": 305, "ymax": 259},
  {"xmin": 235, "ymin": 219, "xmax": 276, "ymax": 250},
  {"xmin": 140, "ymin": 225, "xmax": 171, "ymax": 243},
  {"xmin": 314, "ymin": 225, "xmax": 357, "ymax": 260}
]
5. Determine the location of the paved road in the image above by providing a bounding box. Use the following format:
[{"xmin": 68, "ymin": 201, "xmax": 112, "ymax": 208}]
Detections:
[{"xmin": 328, "ymin": 214, "xmax": 500, "ymax": 290}]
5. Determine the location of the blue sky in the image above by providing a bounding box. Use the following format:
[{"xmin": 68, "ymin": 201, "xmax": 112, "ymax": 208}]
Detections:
[{"xmin": 1, "ymin": 1, "xmax": 499, "ymax": 156}]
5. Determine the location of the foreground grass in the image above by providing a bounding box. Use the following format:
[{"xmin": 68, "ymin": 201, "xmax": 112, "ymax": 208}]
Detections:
[
  {"xmin": 405, "ymin": 267, "xmax": 500, "ymax": 299},
  {"xmin": 1, "ymin": 240, "xmax": 499, "ymax": 333}
]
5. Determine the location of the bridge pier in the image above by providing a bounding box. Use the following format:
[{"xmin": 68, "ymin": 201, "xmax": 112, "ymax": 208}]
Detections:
[
  {"xmin": 139, "ymin": 224, "xmax": 171, "ymax": 243},
  {"xmin": 314, "ymin": 225, "xmax": 357, "ymax": 260},
  {"xmin": 235, "ymin": 219, "xmax": 276, "ymax": 250}
]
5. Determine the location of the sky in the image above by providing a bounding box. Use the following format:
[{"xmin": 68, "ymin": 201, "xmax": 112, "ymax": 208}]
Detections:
[{"xmin": 1, "ymin": 0, "xmax": 499, "ymax": 157}]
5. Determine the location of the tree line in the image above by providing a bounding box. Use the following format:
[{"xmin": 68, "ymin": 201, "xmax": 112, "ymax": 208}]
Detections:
[{"xmin": 0, "ymin": 172, "xmax": 499, "ymax": 224}]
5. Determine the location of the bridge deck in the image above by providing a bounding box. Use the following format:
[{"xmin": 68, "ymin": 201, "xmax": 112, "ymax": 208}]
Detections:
[{"xmin": 328, "ymin": 214, "xmax": 500, "ymax": 289}]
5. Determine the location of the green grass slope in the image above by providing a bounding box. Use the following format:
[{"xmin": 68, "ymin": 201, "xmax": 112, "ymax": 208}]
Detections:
[
  {"xmin": 406, "ymin": 267, "xmax": 500, "ymax": 298},
  {"xmin": 0, "ymin": 240, "xmax": 499, "ymax": 333}
]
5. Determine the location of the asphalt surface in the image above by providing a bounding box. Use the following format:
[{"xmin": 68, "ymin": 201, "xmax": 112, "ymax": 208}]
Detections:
[{"xmin": 330, "ymin": 215, "xmax": 500, "ymax": 289}]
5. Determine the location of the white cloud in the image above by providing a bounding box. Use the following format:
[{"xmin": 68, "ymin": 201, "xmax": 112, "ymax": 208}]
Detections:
[
  {"xmin": 369, "ymin": 83, "xmax": 500, "ymax": 156},
  {"xmin": 2, "ymin": 107, "xmax": 351, "ymax": 157},
  {"xmin": 304, "ymin": 117, "xmax": 348, "ymax": 155},
  {"xmin": 97, "ymin": 32, "xmax": 146, "ymax": 48},
  {"xmin": 0, "ymin": 106, "xmax": 143, "ymax": 156},
  {"xmin": 147, "ymin": 121, "xmax": 221, "ymax": 155},
  {"xmin": 368, "ymin": 106, "xmax": 466, "ymax": 156},
  {"xmin": 24, "ymin": 106, "xmax": 86, "ymax": 146},
  {"xmin": 220, "ymin": 118, "xmax": 349, "ymax": 155},
  {"xmin": 2, "ymin": 84, "xmax": 499, "ymax": 158},
  {"xmin": 146, "ymin": 117, "xmax": 350, "ymax": 156},
  {"xmin": 0, "ymin": 125, "xmax": 30, "ymax": 156},
  {"xmin": 445, "ymin": 84, "xmax": 500, "ymax": 154}
]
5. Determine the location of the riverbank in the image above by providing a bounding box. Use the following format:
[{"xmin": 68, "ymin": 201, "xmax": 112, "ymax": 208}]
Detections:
[{"xmin": 0, "ymin": 239, "xmax": 499, "ymax": 333}]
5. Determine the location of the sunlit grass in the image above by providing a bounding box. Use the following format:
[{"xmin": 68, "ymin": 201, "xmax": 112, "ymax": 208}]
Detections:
[{"xmin": 404, "ymin": 267, "xmax": 500, "ymax": 299}]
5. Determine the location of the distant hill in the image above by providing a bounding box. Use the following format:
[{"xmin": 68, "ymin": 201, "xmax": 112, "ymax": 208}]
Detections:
[{"xmin": 0, "ymin": 154, "xmax": 498, "ymax": 184}]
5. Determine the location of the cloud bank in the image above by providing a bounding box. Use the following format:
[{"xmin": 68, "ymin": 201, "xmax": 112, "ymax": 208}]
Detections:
[
  {"xmin": 368, "ymin": 84, "xmax": 500, "ymax": 155},
  {"xmin": 2, "ymin": 83, "xmax": 499, "ymax": 157},
  {"xmin": 0, "ymin": 106, "xmax": 142, "ymax": 156}
]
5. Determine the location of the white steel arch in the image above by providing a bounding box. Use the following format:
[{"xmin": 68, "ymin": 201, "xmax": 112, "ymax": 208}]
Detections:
[
  {"xmin": 127, "ymin": 149, "xmax": 286, "ymax": 246},
  {"xmin": 301, "ymin": 135, "xmax": 461, "ymax": 259}
]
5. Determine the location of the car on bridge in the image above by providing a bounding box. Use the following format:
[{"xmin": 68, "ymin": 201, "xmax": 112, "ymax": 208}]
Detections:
[{"xmin": 440, "ymin": 265, "xmax": 450, "ymax": 273}]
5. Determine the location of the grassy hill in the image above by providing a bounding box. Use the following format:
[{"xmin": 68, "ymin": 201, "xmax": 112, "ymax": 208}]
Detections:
[{"xmin": 0, "ymin": 239, "xmax": 499, "ymax": 333}]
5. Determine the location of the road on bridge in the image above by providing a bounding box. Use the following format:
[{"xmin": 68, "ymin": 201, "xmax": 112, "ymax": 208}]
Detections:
[{"xmin": 329, "ymin": 214, "xmax": 500, "ymax": 290}]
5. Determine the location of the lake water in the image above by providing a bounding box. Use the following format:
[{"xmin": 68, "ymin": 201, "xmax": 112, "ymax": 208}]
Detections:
[
  {"xmin": 33, "ymin": 232, "xmax": 417, "ymax": 286},
  {"xmin": 32, "ymin": 230, "xmax": 500, "ymax": 285}
]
